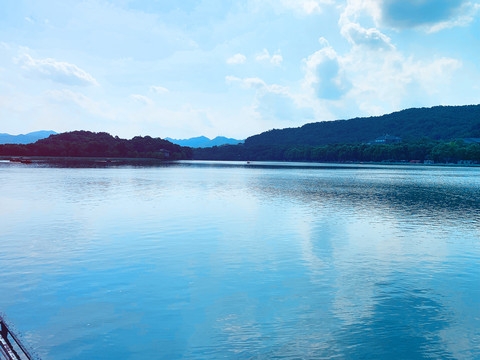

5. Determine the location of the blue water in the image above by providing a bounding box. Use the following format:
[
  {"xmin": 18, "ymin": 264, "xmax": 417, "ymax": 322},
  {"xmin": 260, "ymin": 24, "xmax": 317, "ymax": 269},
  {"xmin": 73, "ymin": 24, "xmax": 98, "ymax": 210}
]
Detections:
[{"xmin": 1, "ymin": 160, "xmax": 479, "ymax": 359}]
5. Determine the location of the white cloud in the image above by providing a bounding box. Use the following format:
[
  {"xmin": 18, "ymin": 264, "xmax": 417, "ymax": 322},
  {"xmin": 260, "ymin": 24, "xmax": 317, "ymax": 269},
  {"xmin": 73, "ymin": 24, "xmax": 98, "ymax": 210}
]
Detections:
[
  {"xmin": 338, "ymin": 46, "xmax": 462, "ymax": 115},
  {"xmin": 339, "ymin": 1, "xmax": 393, "ymax": 50},
  {"xmin": 341, "ymin": 0, "xmax": 383, "ymax": 24},
  {"xmin": 226, "ymin": 75, "xmax": 286, "ymax": 93},
  {"xmin": 255, "ymin": 49, "xmax": 270, "ymax": 62},
  {"xmin": 340, "ymin": 22, "xmax": 394, "ymax": 50},
  {"xmin": 270, "ymin": 54, "xmax": 283, "ymax": 66},
  {"xmin": 131, "ymin": 94, "xmax": 154, "ymax": 106},
  {"xmin": 427, "ymin": 3, "xmax": 480, "ymax": 33},
  {"xmin": 226, "ymin": 53, "xmax": 247, "ymax": 65},
  {"xmin": 255, "ymin": 49, "xmax": 283, "ymax": 66},
  {"xmin": 333, "ymin": 0, "xmax": 465, "ymax": 115},
  {"xmin": 299, "ymin": 0, "xmax": 333, "ymax": 14},
  {"xmin": 303, "ymin": 39, "xmax": 351, "ymax": 100},
  {"xmin": 254, "ymin": 0, "xmax": 334, "ymax": 15},
  {"xmin": 150, "ymin": 85, "xmax": 169, "ymax": 94},
  {"xmin": 254, "ymin": 90, "xmax": 315, "ymax": 123},
  {"xmin": 46, "ymin": 89, "xmax": 116, "ymax": 120},
  {"xmin": 226, "ymin": 75, "xmax": 315, "ymax": 123},
  {"xmin": 16, "ymin": 53, "xmax": 99, "ymax": 86},
  {"xmin": 298, "ymin": 29, "xmax": 465, "ymax": 120},
  {"xmin": 1, "ymin": 0, "xmax": 478, "ymax": 139},
  {"xmin": 412, "ymin": 57, "xmax": 463, "ymax": 94}
]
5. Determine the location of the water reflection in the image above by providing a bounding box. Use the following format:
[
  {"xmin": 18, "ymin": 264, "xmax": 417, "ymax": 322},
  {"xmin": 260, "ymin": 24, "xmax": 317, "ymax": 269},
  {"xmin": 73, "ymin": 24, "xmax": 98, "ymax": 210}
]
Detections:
[
  {"xmin": 324, "ymin": 283, "xmax": 455, "ymax": 359},
  {"xmin": 0, "ymin": 161, "xmax": 479, "ymax": 359},
  {"xmin": 245, "ymin": 167, "xmax": 480, "ymax": 229}
]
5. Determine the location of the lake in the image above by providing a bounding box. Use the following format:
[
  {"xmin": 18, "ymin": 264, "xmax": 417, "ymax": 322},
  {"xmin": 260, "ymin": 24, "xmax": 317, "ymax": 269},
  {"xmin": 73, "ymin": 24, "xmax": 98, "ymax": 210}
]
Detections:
[{"xmin": 1, "ymin": 160, "xmax": 479, "ymax": 359}]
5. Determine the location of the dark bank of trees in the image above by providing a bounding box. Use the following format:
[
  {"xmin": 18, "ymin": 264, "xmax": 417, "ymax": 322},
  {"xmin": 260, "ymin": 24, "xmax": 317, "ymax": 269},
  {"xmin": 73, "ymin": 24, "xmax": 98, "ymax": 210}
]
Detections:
[
  {"xmin": 244, "ymin": 105, "xmax": 480, "ymax": 147},
  {"xmin": 3, "ymin": 131, "xmax": 479, "ymax": 164},
  {"xmin": 194, "ymin": 139, "xmax": 480, "ymax": 163},
  {"xmin": 0, "ymin": 131, "xmax": 193, "ymax": 160},
  {"xmin": 2, "ymin": 104, "xmax": 479, "ymax": 164},
  {"xmin": 195, "ymin": 104, "xmax": 480, "ymax": 164}
]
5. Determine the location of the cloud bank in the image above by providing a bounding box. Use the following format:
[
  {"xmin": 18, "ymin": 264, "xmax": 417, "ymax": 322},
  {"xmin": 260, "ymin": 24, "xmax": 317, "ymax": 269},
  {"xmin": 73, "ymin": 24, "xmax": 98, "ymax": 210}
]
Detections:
[
  {"xmin": 16, "ymin": 54, "xmax": 98, "ymax": 86},
  {"xmin": 1, "ymin": 0, "xmax": 478, "ymax": 138}
]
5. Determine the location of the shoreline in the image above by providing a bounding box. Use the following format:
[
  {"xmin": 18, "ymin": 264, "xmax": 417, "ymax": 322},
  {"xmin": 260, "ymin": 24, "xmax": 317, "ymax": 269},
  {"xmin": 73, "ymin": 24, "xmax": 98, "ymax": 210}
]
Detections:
[{"xmin": 2, "ymin": 156, "xmax": 479, "ymax": 168}]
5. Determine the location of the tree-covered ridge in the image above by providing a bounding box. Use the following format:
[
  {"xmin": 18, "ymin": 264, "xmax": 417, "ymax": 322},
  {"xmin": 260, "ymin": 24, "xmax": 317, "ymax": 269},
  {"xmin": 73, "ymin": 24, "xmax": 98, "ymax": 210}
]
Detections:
[
  {"xmin": 245, "ymin": 105, "xmax": 480, "ymax": 147},
  {"xmin": 194, "ymin": 139, "xmax": 480, "ymax": 164},
  {"xmin": 0, "ymin": 131, "xmax": 193, "ymax": 160}
]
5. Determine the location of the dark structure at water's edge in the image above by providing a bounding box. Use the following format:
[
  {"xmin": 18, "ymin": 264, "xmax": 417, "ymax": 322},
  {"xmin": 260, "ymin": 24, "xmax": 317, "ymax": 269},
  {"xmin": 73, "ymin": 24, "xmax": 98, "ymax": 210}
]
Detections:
[{"xmin": 0, "ymin": 316, "xmax": 35, "ymax": 360}]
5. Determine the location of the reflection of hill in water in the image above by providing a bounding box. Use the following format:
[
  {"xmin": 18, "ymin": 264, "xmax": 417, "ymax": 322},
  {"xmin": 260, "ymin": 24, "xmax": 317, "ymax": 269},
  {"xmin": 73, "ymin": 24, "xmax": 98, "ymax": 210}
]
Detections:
[
  {"xmin": 243, "ymin": 166, "xmax": 480, "ymax": 225},
  {"xmin": 23, "ymin": 159, "xmax": 480, "ymax": 222},
  {"xmin": 324, "ymin": 282, "xmax": 455, "ymax": 359},
  {"xmin": 257, "ymin": 281, "xmax": 455, "ymax": 359}
]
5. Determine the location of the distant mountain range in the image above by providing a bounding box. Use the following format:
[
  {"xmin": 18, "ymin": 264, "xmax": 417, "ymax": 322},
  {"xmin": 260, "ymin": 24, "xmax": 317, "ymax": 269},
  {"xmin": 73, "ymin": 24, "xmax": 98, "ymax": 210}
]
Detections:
[
  {"xmin": 0, "ymin": 130, "xmax": 57, "ymax": 144},
  {"xmin": 165, "ymin": 136, "xmax": 243, "ymax": 148}
]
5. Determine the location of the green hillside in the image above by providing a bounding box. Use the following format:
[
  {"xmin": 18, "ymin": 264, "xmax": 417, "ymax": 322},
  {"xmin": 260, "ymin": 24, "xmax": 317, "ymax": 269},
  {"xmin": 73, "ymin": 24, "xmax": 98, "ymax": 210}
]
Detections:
[
  {"xmin": 245, "ymin": 105, "xmax": 480, "ymax": 147},
  {"xmin": 194, "ymin": 105, "xmax": 480, "ymax": 163},
  {"xmin": 0, "ymin": 131, "xmax": 193, "ymax": 160}
]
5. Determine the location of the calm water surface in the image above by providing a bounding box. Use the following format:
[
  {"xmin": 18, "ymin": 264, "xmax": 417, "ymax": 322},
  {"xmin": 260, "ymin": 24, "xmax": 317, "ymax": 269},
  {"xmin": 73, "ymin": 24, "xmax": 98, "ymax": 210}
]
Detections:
[{"xmin": 1, "ymin": 160, "xmax": 479, "ymax": 359}]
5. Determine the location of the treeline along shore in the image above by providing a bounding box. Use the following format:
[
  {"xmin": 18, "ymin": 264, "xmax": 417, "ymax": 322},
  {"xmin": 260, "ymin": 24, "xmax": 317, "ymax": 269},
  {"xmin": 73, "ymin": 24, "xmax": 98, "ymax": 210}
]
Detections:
[
  {"xmin": 2, "ymin": 105, "xmax": 480, "ymax": 164},
  {"xmin": 193, "ymin": 139, "xmax": 480, "ymax": 164},
  {"xmin": 194, "ymin": 104, "xmax": 480, "ymax": 164}
]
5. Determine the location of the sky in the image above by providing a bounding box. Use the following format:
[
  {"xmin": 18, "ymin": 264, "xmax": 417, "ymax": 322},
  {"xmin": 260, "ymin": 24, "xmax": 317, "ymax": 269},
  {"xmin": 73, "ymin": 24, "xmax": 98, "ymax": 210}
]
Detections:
[{"xmin": 1, "ymin": 0, "xmax": 480, "ymax": 140}]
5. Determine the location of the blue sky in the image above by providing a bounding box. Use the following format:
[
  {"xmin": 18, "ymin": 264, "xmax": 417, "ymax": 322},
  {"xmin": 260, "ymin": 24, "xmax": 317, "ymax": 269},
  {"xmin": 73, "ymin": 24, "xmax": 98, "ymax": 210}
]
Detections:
[{"xmin": 1, "ymin": 0, "xmax": 479, "ymax": 139}]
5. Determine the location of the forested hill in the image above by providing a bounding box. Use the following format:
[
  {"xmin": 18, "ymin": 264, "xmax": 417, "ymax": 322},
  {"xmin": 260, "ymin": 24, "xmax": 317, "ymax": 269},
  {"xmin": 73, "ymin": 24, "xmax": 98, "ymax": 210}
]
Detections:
[
  {"xmin": 245, "ymin": 105, "xmax": 480, "ymax": 147},
  {"xmin": 0, "ymin": 131, "xmax": 193, "ymax": 160}
]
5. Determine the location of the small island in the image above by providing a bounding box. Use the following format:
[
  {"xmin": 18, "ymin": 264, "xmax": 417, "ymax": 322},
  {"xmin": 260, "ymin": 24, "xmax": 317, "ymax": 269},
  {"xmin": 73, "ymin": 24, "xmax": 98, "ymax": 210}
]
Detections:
[{"xmin": 0, "ymin": 131, "xmax": 193, "ymax": 160}]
